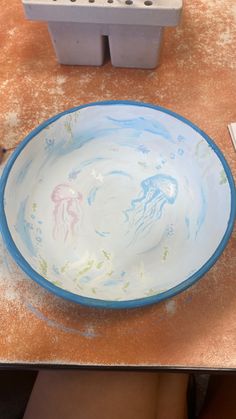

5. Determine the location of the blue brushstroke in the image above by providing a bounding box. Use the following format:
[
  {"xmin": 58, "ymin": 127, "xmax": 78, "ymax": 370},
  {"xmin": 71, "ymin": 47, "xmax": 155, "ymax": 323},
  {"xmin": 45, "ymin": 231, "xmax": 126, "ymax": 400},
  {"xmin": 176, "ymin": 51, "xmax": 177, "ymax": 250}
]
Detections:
[
  {"xmin": 185, "ymin": 216, "xmax": 190, "ymax": 239},
  {"xmin": 69, "ymin": 157, "xmax": 108, "ymax": 180},
  {"xmin": 16, "ymin": 160, "xmax": 32, "ymax": 185},
  {"xmin": 106, "ymin": 170, "xmax": 132, "ymax": 179},
  {"xmin": 95, "ymin": 230, "xmax": 110, "ymax": 237},
  {"xmin": 195, "ymin": 187, "xmax": 207, "ymax": 238},
  {"xmin": 104, "ymin": 279, "xmax": 123, "ymax": 286},
  {"xmin": 15, "ymin": 197, "xmax": 37, "ymax": 257},
  {"xmin": 107, "ymin": 116, "xmax": 173, "ymax": 142},
  {"xmin": 124, "ymin": 174, "xmax": 178, "ymax": 242},
  {"xmin": 37, "ymin": 124, "xmax": 125, "ymax": 176},
  {"xmin": 121, "ymin": 271, "xmax": 126, "ymax": 277},
  {"xmin": 26, "ymin": 302, "xmax": 98, "ymax": 338},
  {"xmin": 37, "ymin": 116, "xmax": 173, "ymax": 177},
  {"xmin": 87, "ymin": 187, "xmax": 99, "ymax": 206}
]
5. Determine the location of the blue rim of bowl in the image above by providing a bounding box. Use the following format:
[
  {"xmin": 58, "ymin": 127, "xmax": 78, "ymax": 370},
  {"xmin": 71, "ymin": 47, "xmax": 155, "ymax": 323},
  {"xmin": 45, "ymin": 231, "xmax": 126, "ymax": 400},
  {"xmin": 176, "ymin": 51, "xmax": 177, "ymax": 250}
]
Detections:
[{"xmin": 0, "ymin": 101, "xmax": 235, "ymax": 309}]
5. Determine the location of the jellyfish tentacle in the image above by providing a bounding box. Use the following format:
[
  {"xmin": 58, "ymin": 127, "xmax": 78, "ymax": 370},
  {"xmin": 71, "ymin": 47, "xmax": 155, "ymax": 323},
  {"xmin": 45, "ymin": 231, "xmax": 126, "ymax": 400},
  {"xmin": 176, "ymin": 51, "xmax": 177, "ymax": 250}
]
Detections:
[
  {"xmin": 53, "ymin": 202, "xmax": 67, "ymax": 241},
  {"xmin": 143, "ymin": 190, "xmax": 163, "ymax": 214},
  {"xmin": 125, "ymin": 174, "xmax": 178, "ymax": 245},
  {"xmin": 133, "ymin": 192, "xmax": 164, "ymax": 228},
  {"xmin": 51, "ymin": 184, "xmax": 83, "ymax": 241},
  {"xmin": 67, "ymin": 199, "xmax": 80, "ymax": 235},
  {"xmin": 52, "ymin": 203, "xmax": 60, "ymax": 239},
  {"xmin": 123, "ymin": 189, "xmax": 148, "ymax": 222}
]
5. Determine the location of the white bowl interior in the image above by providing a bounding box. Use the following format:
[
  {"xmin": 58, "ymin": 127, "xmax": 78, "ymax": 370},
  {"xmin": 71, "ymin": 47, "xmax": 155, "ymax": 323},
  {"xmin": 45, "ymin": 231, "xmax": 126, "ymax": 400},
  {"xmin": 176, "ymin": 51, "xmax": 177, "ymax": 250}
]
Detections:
[{"xmin": 3, "ymin": 104, "xmax": 232, "ymax": 302}]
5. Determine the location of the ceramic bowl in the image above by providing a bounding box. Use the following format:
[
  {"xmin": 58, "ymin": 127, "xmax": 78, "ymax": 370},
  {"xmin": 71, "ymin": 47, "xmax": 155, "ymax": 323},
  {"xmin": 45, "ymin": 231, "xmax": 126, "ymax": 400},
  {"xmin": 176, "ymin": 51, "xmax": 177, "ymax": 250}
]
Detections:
[{"xmin": 0, "ymin": 102, "xmax": 235, "ymax": 308}]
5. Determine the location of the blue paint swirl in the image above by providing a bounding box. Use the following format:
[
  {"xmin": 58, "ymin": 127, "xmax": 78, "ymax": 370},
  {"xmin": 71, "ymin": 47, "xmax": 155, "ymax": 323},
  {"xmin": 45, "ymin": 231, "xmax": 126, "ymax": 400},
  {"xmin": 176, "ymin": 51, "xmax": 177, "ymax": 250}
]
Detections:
[
  {"xmin": 104, "ymin": 279, "xmax": 122, "ymax": 286},
  {"xmin": 195, "ymin": 187, "xmax": 207, "ymax": 238},
  {"xmin": 38, "ymin": 115, "xmax": 173, "ymax": 177},
  {"xmin": 87, "ymin": 186, "xmax": 99, "ymax": 206},
  {"xmin": 185, "ymin": 216, "xmax": 190, "ymax": 239},
  {"xmin": 106, "ymin": 170, "xmax": 132, "ymax": 179},
  {"xmin": 69, "ymin": 157, "xmax": 108, "ymax": 180},
  {"xmin": 95, "ymin": 230, "xmax": 110, "ymax": 237},
  {"xmin": 16, "ymin": 160, "xmax": 32, "ymax": 185},
  {"xmin": 107, "ymin": 116, "xmax": 173, "ymax": 141}
]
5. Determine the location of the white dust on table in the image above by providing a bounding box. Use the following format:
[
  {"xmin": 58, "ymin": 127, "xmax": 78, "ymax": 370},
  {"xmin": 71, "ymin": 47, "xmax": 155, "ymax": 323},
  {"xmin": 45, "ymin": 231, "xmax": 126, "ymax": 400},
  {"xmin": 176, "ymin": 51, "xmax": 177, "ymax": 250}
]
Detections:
[
  {"xmin": 165, "ymin": 300, "xmax": 177, "ymax": 315},
  {"xmin": 0, "ymin": 239, "xmax": 22, "ymax": 303},
  {"xmin": 48, "ymin": 86, "xmax": 65, "ymax": 96},
  {"xmin": 0, "ymin": 224, "xmax": 102, "ymax": 341},
  {"xmin": 174, "ymin": 0, "xmax": 236, "ymax": 70},
  {"xmin": 5, "ymin": 111, "xmax": 19, "ymax": 128},
  {"xmin": 2, "ymin": 102, "xmax": 21, "ymax": 144},
  {"xmin": 56, "ymin": 75, "xmax": 67, "ymax": 85},
  {"xmin": 7, "ymin": 27, "xmax": 17, "ymax": 37}
]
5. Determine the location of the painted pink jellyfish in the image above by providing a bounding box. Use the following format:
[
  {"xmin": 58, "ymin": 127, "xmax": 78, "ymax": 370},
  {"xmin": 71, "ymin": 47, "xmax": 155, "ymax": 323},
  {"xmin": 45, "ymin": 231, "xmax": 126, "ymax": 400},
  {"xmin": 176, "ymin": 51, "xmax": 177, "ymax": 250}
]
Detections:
[{"xmin": 51, "ymin": 184, "xmax": 83, "ymax": 241}]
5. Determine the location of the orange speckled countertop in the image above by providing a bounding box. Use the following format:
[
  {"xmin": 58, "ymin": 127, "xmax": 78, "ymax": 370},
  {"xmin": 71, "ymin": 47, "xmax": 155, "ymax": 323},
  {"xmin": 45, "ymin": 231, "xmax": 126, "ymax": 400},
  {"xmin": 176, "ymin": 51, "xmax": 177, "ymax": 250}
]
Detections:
[{"xmin": 0, "ymin": 0, "xmax": 235, "ymax": 369}]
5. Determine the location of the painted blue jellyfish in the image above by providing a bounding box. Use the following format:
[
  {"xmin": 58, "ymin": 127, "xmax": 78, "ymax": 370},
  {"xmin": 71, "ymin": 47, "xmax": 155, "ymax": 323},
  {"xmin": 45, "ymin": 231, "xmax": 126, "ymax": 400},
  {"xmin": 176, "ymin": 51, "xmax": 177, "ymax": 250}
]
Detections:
[{"xmin": 124, "ymin": 174, "xmax": 178, "ymax": 241}]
